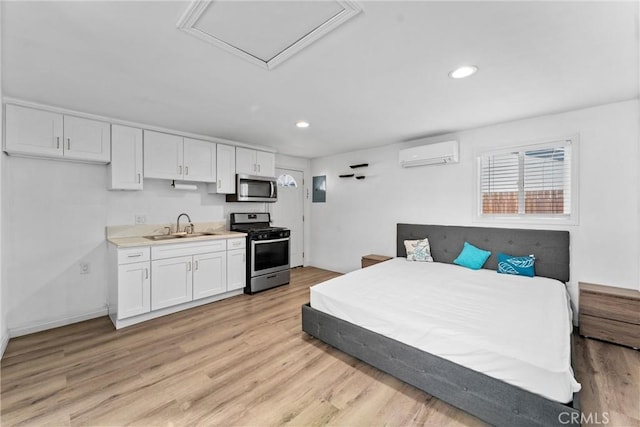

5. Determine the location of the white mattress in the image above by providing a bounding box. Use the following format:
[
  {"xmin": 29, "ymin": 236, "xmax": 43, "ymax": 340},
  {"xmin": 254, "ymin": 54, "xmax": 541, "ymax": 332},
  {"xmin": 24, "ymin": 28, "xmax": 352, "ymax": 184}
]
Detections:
[{"xmin": 310, "ymin": 258, "xmax": 581, "ymax": 403}]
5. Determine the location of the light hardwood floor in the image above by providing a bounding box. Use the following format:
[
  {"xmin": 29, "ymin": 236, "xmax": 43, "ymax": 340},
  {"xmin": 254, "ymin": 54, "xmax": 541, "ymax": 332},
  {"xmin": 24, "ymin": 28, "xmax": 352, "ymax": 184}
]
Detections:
[{"xmin": 1, "ymin": 267, "xmax": 639, "ymax": 426}]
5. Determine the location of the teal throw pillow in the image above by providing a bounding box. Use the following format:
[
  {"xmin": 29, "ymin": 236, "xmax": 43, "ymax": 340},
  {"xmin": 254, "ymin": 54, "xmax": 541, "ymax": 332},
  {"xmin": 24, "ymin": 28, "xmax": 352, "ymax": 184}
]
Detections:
[
  {"xmin": 497, "ymin": 253, "xmax": 535, "ymax": 277},
  {"xmin": 453, "ymin": 242, "xmax": 491, "ymax": 270}
]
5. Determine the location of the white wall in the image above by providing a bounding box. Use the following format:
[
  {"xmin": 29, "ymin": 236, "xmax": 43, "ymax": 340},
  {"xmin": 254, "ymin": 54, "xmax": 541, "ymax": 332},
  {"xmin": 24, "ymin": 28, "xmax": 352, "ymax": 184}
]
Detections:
[
  {"xmin": 310, "ymin": 100, "xmax": 640, "ymax": 309},
  {"xmin": 3, "ymin": 159, "xmax": 230, "ymax": 335}
]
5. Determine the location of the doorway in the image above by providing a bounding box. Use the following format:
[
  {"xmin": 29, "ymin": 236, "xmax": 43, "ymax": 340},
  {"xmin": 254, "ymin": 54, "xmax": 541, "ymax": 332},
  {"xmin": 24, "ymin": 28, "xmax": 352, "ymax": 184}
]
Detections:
[{"xmin": 270, "ymin": 168, "xmax": 304, "ymax": 267}]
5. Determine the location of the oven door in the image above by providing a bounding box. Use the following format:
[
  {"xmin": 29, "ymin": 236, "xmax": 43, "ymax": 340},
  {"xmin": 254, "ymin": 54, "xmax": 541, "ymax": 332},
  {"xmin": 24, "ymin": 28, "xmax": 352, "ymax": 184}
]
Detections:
[{"xmin": 251, "ymin": 237, "xmax": 290, "ymax": 277}]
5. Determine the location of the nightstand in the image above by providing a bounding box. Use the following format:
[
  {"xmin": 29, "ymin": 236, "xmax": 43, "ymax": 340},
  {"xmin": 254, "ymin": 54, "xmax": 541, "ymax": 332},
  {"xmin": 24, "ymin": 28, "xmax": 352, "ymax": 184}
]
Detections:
[
  {"xmin": 579, "ymin": 282, "xmax": 640, "ymax": 349},
  {"xmin": 361, "ymin": 254, "xmax": 393, "ymax": 269}
]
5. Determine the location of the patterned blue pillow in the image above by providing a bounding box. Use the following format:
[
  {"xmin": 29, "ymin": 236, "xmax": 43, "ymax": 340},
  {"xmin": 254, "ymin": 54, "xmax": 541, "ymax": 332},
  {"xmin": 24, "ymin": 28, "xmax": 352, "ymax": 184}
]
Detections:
[
  {"xmin": 453, "ymin": 242, "xmax": 491, "ymax": 270},
  {"xmin": 497, "ymin": 253, "xmax": 535, "ymax": 277},
  {"xmin": 404, "ymin": 238, "xmax": 434, "ymax": 262}
]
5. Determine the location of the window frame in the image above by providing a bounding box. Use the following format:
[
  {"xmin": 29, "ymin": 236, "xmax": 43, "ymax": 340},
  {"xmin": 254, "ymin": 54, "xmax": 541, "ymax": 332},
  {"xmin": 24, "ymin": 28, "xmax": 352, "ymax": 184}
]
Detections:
[{"xmin": 474, "ymin": 135, "xmax": 580, "ymax": 225}]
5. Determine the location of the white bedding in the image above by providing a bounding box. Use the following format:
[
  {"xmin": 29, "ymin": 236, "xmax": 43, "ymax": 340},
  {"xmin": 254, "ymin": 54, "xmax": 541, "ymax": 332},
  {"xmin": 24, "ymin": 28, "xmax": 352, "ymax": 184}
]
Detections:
[{"xmin": 310, "ymin": 257, "xmax": 581, "ymax": 403}]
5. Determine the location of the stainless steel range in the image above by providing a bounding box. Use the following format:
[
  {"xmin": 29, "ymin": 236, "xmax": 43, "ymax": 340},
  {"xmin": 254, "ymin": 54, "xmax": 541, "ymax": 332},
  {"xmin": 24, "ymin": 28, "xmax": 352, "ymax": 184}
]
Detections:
[{"xmin": 230, "ymin": 212, "xmax": 290, "ymax": 294}]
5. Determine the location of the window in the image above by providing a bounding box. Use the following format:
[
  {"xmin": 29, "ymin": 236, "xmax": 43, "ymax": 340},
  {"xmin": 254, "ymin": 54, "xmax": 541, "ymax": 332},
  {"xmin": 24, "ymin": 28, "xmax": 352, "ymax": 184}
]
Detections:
[
  {"xmin": 277, "ymin": 174, "xmax": 298, "ymax": 188},
  {"xmin": 478, "ymin": 137, "xmax": 576, "ymax": 221}
]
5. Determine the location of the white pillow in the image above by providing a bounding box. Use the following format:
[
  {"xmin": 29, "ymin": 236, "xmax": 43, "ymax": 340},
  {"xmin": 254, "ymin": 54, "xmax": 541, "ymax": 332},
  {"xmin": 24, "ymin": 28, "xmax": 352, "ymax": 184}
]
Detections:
[{"xmin": 404, "ymin": 238, "xmax": 434, "ymax": 262}]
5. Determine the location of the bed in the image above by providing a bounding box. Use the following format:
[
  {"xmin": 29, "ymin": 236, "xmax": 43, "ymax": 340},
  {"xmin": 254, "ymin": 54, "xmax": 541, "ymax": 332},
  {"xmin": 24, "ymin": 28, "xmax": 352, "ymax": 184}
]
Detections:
[{"xmin": 301, "ymin": 224, "xmax": 581, "ymax": 427}]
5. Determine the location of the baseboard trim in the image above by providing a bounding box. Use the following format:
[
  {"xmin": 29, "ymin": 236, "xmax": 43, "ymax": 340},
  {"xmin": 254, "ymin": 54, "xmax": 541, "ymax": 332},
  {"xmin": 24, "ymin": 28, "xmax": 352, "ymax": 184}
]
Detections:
[{"xmin": 8, "ymin": 308, "xmax": 108, "ymax": 338}]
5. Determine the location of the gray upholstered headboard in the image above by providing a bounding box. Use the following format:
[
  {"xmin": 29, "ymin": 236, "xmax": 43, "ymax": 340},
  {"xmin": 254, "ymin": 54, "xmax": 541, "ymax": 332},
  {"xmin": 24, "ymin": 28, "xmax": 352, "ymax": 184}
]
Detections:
[{"xmin": 397, "ymin": 224, "xmax": 570, "ymax": 283}]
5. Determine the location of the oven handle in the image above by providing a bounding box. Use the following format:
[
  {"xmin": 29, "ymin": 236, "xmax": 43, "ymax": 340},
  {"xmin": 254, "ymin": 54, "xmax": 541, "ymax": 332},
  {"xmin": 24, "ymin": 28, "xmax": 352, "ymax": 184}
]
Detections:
[{"xmin": 252, "ymin": 237, "xmax": 290, "ymax": 245}]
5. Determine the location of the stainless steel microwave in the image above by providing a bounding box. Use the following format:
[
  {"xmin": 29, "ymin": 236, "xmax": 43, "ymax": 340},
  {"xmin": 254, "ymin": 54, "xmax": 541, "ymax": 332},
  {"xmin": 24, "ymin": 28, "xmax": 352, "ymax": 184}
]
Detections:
[{"xmin": 226, "ymin": 174, "xmax": 278, "ymax": 203}]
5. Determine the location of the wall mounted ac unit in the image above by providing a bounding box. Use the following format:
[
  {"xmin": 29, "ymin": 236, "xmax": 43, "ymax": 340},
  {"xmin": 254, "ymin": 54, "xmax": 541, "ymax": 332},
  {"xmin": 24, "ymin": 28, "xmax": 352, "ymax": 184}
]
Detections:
[{"xmin": 399, "ymin": 140, "xmax": 459, "ymax": 167}]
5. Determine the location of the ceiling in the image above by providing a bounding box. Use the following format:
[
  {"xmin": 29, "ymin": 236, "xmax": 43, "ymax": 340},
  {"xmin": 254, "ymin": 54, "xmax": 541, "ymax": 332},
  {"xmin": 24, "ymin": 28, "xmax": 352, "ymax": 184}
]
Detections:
[{"xmin": 2, "ymin": 1, "xmax": 638, "ymax": 159}]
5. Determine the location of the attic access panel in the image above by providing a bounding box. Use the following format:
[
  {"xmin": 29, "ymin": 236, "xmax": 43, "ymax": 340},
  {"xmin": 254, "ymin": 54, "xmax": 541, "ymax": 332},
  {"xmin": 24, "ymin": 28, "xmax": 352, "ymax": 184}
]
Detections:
[{"xmin": 177, "ymin": 0, "xmax": 362, "ymax": 70}]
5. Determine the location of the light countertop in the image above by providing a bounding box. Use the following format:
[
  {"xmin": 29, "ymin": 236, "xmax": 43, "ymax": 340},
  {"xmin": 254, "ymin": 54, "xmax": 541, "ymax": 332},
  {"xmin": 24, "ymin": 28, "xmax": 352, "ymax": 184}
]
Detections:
[
  {"xmin": 106, "ymin": 222, "xmax": 246, "ymax": 248},
  {"xmin": 107, "ymin": 231, "xmax": 247, "ymax": 248}
]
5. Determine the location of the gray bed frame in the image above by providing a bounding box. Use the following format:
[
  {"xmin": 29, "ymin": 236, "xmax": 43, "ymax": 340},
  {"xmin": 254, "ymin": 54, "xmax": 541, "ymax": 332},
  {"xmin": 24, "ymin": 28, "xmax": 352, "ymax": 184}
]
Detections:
[{"xmin": 302, "ymin": 224, "xmax": 579, "ymax": 427}]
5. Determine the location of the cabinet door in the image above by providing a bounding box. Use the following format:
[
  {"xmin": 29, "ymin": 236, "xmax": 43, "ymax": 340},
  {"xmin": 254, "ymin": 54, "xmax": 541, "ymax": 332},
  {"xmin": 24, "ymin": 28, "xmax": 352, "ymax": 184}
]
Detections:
[
  {"xmin": 144, "ymin": 130, "xmax": 184, "ymax": 180},
  {"xmin": 227, "ymin": 249, "xmax": 246, "ymax": 291},
  {"xmin": 117, "ymin": 262, "xmax": 151, "ymax": 319},
  {"xmin": 236, "ymin": 147, "xmax": 257, "ymax": 175},
  {"xmin": 4, "ymin": 104, "xmax": 64, "ymax": 157},
  {"xmin": 151, "ymin": 256, "xmax": 193, "ymax": 310},
  {"xmin": 63, "ymin": 115, "xmax": 111, "ymax": 162},
  {"xmin": 193, "ymin": 252, "xmax": 227, "ymax": 299},
  {"xmin": 183, "ymin": 138, "xmax": 216, "ymax": 183},
  {"xmin": 109, "ymin": 125, "xmax": 143, "ymax": 190},
  {"xmin": 256, "ymin": 151, "xmax": 276, "ymax": 177},
  {"xmin": 216, "ymin": 144, "xmax": 236, "ymax": 194}
]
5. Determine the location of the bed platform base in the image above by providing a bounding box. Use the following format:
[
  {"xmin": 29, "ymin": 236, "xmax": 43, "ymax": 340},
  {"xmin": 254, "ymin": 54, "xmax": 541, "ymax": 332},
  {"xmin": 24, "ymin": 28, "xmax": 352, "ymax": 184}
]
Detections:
[{"xmin": 302, "ymin": 303, "xmax": 580, "ymax": 427}]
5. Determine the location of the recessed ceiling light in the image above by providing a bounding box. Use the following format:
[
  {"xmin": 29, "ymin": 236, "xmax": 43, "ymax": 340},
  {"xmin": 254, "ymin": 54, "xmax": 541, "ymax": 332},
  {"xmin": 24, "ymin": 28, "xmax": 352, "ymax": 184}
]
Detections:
[
  {"xmin": 296, "ymin": 121, "xmax": 310, "ymax": 128},
  {"xmin": 449, "ymin": 65, "xmax": 478, "ymax": 79}
]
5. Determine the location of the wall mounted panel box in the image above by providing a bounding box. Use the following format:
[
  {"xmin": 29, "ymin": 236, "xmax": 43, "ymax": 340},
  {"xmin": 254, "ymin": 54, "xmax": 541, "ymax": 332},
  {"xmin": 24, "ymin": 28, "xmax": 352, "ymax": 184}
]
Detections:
[
  {"xmin": 4, "ymin": 104, "xmax": 111, "ymax": 164},
  {"xmin": 399, "ymin": 140, "xmax": 459, "ymax": 167}
]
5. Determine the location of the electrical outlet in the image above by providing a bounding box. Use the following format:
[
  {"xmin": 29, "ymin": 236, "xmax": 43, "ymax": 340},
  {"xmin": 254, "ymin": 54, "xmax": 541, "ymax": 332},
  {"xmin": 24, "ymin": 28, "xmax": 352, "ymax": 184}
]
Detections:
[
  {"xmin": 135, "ymin": 214, "xmax": 147, "ymax": 224},
  {"xmin": 80, "ymin": 262, "xmax": 90, "ymax": 275}
]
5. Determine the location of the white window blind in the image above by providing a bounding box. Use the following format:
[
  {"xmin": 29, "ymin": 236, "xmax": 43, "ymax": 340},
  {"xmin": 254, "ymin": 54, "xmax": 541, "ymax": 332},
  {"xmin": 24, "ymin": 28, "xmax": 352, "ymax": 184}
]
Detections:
[{"xmin": 479, "ymin": 139, "xmax": 573, "ymax": 217}]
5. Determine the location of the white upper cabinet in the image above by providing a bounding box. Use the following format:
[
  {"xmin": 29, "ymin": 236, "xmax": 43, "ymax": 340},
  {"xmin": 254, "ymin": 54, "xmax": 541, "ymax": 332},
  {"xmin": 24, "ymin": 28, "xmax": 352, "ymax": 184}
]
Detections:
[
  {"xmin": 183, "ymin": 137, "xmax": 216, "ymax": 182},
  {"xmin": 5, "ymin": 105, "xmax": 63, "ymax": 157},
  {"xmin": 62, "ymin": 115, "xmax": 111, "ymax": 162},
  {"xmin": 256, "ymin": 150, "xmax": 276, "ymax": 177},
  {"xmin": 236, "ymin": 147, "xmax": 256, "ymax": 175},
  {"xmin": 4, "ymin": 104, "xmax": 110, "ymax": 163},
  {"xmin": 143, "ymin": 130, "xmax": 183, "ymax": 180},
  {"xmin": 236, "ymin": 147, "xmax": 276, "ymax": 177},
  {"xmin": 109, "ymin": 125, "xmax": 143, "ymax": 190},
  {"xmin": 144, "ymin": 131, "xmax": 216, "ymax": 183},
  {"xmin": 216, "ymin": 143, "xmax": 236, "ymax": 194}
]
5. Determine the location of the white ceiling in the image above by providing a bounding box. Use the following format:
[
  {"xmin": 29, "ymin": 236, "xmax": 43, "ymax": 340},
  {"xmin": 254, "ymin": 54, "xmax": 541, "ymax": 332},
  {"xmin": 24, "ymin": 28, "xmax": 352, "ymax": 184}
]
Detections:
[{"xmin": 2, "ymin": 1, "xmax": 638, "ymax": 159}]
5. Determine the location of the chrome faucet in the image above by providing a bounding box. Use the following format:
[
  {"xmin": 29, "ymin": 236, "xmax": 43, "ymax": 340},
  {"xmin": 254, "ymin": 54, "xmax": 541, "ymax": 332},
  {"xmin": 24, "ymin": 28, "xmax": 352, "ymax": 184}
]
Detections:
[{"xmin": 176, "ymin": 213, "xmax": 193, "ymax": 234}]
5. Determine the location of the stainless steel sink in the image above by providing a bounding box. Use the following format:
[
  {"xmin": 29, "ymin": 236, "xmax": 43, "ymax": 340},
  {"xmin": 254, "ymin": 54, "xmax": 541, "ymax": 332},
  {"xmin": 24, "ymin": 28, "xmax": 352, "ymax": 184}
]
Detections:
[
  {"xmin": 143, "ymin": 231, "xmax": 221, "ymax": 241},
  {"xmin": 143, "ymin": 234, "xmax": 182, "ymax": 241}
]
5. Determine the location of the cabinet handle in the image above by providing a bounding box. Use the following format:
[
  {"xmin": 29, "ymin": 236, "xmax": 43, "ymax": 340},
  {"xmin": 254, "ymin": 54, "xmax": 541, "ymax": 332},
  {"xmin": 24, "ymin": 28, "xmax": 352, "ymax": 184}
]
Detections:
[
  {"xmin": 56, "ymin": 137, "xmax": 60, "ymax": 149},
  {"xmin": 253, "ymin": 163, "xmax": 257, "ymax": 172},
  {"xmin": 257, "ymin": 164, "xmax": 261, "ymax": 173},
  {"xmin": 128, "ymin": 253, "xmax": 142, "ymax": 258},
  {"xmin": 137, "ymin": 173, "xmax": 141, "ymax": 184},
  {"xmin": 185, "ymin": 166, "xmax": 189, "ymax": 175},
  {"xmin": 145, "ymin": 268, "xmax": 149, "ymax": 279},
  {"xmin": 67, "ymin": 138, "xmax": 71, "ymax": 150},
  {"xmin": 178, "ymin": 165, "xmax": 182, "ymax": 175},
  {"xmin": 195, "ymin": 260, "xmax": 199, "ymax": 270},
  {"xmin": 187, "ymin": 261, "xmax": 192, "ymax": 271}
]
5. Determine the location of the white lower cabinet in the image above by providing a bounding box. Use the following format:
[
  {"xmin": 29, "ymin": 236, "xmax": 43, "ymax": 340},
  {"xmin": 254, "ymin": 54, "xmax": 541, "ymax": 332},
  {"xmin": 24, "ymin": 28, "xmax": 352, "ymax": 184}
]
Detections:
[
  {"xmin": 227, "ymin": 249, "xmax": 246, "ymax": 291},
  {"xmin": 193, "ymin": 251, "xmax": 227, "ymax": 299},
  {"xmin": 110, "ymin": 237, "xmax": 246, "ymax": 329},
  {"xmin": 151, "ymin": 255, "xmax": 194, "ymax": 310},
  {"xmin": 118, "ymin": 262, "xmax": 151, "ymax": 318}
]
